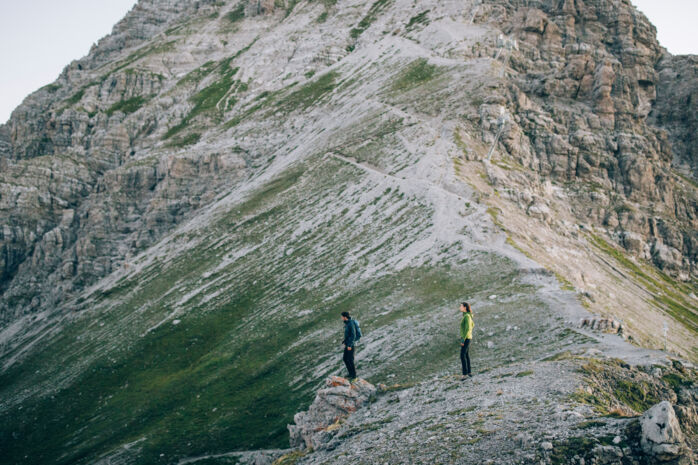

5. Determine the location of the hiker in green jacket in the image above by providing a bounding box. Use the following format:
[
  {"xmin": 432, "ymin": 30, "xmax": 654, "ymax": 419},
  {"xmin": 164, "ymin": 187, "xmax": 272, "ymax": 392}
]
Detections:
[{"xmin": 459, "ymin": 302, "xmax": 474, "ymax": 378}]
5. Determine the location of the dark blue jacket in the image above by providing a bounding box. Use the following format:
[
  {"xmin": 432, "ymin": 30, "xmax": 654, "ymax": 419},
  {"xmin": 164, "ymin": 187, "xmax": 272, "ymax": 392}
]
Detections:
[{"xmin": 343, "ymin": 319, "xmax": 357, "ymax": 348}]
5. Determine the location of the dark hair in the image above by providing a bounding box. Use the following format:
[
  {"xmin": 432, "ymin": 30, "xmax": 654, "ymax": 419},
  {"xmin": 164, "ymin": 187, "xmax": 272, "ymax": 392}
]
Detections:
[
  {"xmin": 461, "ymin": 302, "xmax": 471, "ymax": 313},
  {"xmin": 341, "ymin": 311, "xmax": 350, "ymax": 318}
]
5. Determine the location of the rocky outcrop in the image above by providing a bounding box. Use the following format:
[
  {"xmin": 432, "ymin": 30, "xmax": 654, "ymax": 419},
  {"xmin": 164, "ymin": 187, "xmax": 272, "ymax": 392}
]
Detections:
[
  {"xmin": 275, "ymin": 361, "xmax": 698, "ymax": 465},
  {"xmin": 288, "ymin": 376, "xmax": 376, "ymax": 451},
  {"xmin": 639, "ymin": 401, "xmax": 691, "ymax": 463}
]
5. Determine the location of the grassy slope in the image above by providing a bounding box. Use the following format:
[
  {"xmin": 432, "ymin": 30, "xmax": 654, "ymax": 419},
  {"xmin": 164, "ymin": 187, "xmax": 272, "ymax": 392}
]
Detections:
[{"xmin": 0, "ymin": 146, "xmax": 587, "ymax": 464}]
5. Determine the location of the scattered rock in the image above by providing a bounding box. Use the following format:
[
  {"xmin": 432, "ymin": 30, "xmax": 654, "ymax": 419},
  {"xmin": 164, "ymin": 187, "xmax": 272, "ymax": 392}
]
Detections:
[
  {"xmin": 591, "ymin": 444, "xmax": 624, "ymax": 462},
  {"xmin": 515, "ymin": 432, "xmax": 533, "ymax": 446},
  {"xmin": 579, "ymin": 317, "xmax": 623, "ymax": 335},
  {"xmin": 639, "ymin": 401, "xmax": 689, "ymax": 462}
]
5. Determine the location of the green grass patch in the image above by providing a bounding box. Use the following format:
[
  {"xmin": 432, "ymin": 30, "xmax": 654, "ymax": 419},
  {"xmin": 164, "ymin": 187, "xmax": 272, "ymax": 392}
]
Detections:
[
  {"xmin": 662, "ymin": 372, "xmax": 693, "ymax": 391},
  {"xmin": 105, "ymin": 96, "xmax": 147, "ymax": 116},
  {"xmin": 675, "ymin": 170, "xmax": 698, "ymax": 190},
  {"xmin": 573, "ymin": 420, "xmax": 606, "ymax": 429},
  {"xmin": 109, "ymin": 40, "xmax": 176, "ymax": 76},
  {"xmin": 270, "ymin": 71, "xmax": 339, "ymax": 114},
  {"xmin": 611, "ymin": 379, "xmax": 656, "ymax": 413},
  {"xmin": 350, "ymin": 0, "xmax": 392, "ymax": 38},
  {"xmin": 554, "ymin": 272, "xmax": 575, "ymax": 292},
  {"xmin": 225, "ymin": 3, "xmax": 246, "ymax": 23},
  {"xmin": 406, "ymin": 10, "xmax": 430, "ymax": 30},
  {"xmin": 390, "ymin": 58, "xmax": 437, "ymax": 93},
  {"xmin": 0, "ymin": 153, "xmax": 578, "ymax": 465},
  {"xmin": 64, "ymin": 87, "xmax": 86, "ymax": 105},
  {"xmin": 448, "ymin": 406, "xmax": 477, "ymax": 415},
  {"xmin": 548, "ymin": 437, "xmax": 597, "ymax": 465},
  {"xmin": 176, "ymin": 61, "xmax": 218, "ymax": 87},
  {"xmin": 588, "ymin": 233, "xmax": 698, "ymax": 334},
  {"xmin": 41, "ymin": 83, "xmax": 61, "ymax": 93},
  {"xmin": 165, "ymin": 132, "xmax": 201, "ymax": 148},
  {"xmin": 453, "ymin": 130, "xmax": 469, "ymax": 157},
  {"xmin": 189, "ymin": 67, "xmax": 239, "ymax": 115},
  {"xmin": 165, "ymin": 58, "xmax": 246, "ymax": 139},
  {"xmin": 515, "ymin": 370, "xmax": 534, "ymax": 377}
]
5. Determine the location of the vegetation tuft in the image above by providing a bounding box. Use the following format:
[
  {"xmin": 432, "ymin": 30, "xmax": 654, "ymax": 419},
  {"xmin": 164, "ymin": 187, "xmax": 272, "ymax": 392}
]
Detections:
[
  {"xmin": 587, "ymin": 233, "xmax": 698, "ymax": 335},
  {"xmin": 350, "ymin": 0, "xmax": 392, "ymax": 38},
  {"xmin": 165, "ymin": 132, "xmax": 202, "ymax": 148},
  {"xmin": 165, "ymin": 57, "xmax": 247, "ymax": 139},
  {"xmin": 65, "ymin": 88, "xmax": 86, "ymax": 106},
  {"xmin": 406, "ymin": 10, "xmax": 430, "ymax": 30},
  {"xmin": 225, "ymin": 3, "xmax": 246, "ymax": 23},
  {"xmin": 105, "ymin": 96, "xmax": 147, "ymax": 116},
  {"xmin": 270, "ymin": 71, "xmax": 339, "ymax": 114},
  {"xmin": 390, "ymin": 58, "xmax": 438, "ymax": 92}
]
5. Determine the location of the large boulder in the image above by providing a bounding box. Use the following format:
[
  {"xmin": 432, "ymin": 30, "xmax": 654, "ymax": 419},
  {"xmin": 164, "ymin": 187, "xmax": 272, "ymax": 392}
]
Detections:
[
  {"xmin": 640, "ymin": 401, "xmax": 691, "ymax": 463},
  {"xmin": 288, "ymin": 376, "xmax": 376, "ymax": 450}
]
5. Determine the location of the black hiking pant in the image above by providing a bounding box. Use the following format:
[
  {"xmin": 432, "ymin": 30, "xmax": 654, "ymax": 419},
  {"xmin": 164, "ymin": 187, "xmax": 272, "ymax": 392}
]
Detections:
[
  {"xmin": 343, "ymin": 346, "xmax": 357, "ymax": 379},
  {"xmin": 460, "ymin": 339, "xmax": 471, "ymax": 375}
]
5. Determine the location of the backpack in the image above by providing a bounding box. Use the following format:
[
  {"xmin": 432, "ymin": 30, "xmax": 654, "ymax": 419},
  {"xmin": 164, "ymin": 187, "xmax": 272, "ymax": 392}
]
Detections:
[{"xmin": 352, "ymin": 319, "xmax": 362, "ymax": 341}]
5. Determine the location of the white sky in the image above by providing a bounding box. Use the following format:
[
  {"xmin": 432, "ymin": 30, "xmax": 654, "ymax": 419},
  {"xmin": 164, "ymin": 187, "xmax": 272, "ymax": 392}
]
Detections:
[{"xmin": 0, "ymin": 0, "xmax": 696, "ymax": 124}]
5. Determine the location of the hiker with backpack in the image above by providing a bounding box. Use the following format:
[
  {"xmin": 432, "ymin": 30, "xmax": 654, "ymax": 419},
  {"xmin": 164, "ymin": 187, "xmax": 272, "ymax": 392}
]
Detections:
[
  {"xmin": 341, "ymin": 311, "xmax": 361, "ymax": 380},
  {"xmin": 459, "ymin": 302, "xmax": 474, "ymax": 378}
]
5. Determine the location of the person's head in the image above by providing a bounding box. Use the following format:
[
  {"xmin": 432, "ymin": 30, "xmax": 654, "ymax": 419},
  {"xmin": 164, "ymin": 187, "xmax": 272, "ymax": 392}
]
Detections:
[
  {"xmin": 341, "ymin": 311, "xmax": 351, "ymax": 321},
  {"xmin": 460, "ymin": 302, "xmax": 471, "ymax": 313}
]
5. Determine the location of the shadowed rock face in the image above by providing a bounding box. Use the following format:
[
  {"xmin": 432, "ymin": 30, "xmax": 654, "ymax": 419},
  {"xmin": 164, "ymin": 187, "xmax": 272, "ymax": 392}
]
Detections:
[{"xmin": 651, "ymin": 55, "xmax": 698, "ymax": 180}]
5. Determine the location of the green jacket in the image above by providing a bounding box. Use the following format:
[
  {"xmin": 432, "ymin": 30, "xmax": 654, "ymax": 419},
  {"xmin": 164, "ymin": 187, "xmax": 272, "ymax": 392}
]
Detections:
[{"xmin": 460, "ymin": 313, "xmax": 474, "ymax": 342}]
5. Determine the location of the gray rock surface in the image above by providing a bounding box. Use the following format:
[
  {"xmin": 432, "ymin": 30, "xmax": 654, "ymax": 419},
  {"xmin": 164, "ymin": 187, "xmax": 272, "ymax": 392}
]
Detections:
[{"xmin": 640, "ymin": 401, "xmax": 688, "ymax": 462}]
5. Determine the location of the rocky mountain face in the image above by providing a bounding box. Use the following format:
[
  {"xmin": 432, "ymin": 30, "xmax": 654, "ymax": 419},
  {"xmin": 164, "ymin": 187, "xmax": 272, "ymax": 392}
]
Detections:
[
  {"xmin": 0, "ymin": 0, "xmax": 696, "ymax": 464},
  {"xmin": 475, "ymin": 0, "xmax": 698, "ymax": 280}
]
